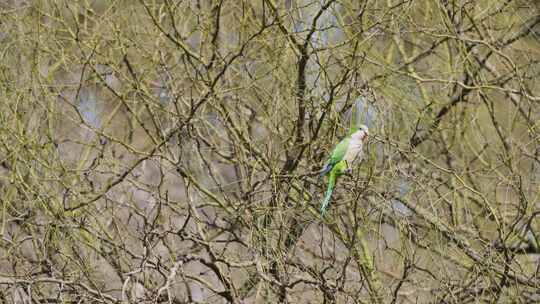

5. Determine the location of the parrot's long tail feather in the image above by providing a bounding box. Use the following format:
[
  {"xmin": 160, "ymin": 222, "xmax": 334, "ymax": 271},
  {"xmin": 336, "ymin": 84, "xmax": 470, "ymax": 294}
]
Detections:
[{"xmin": 320, "ymin": 177, "xmax": 335, "ymax": 215}]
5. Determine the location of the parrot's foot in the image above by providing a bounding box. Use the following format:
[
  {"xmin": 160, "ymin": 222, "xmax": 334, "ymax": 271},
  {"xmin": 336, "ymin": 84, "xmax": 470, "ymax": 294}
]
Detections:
[{"xmin": 343, "ymin": 168, "xmax": 353, "ymax": 176}]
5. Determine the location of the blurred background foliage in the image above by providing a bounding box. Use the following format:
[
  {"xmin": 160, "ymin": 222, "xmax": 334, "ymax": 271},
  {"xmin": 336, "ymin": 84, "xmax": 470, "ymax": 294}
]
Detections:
[{"xmin": 0, "ymin": 0, "xmax": 539, "ymax": 303}]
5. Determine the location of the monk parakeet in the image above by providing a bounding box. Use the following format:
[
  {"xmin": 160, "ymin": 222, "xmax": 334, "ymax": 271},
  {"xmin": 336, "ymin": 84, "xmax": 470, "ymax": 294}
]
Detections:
[{"xmin": 320, "ymin": 125, "xmax": 369, "ymax": 215}]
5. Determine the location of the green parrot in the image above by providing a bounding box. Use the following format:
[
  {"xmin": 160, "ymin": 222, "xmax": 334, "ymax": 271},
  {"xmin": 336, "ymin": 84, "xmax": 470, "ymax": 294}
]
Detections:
[{"xmin": 320, "ymin": 125, "xmax": 369, "ymax": 215}]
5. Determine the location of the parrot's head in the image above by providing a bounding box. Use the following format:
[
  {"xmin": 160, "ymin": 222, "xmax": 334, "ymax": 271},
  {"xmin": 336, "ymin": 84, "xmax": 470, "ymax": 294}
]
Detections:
[{"xmin": 352, "ymin": 125, "xmax": 369, "ymax": 142}]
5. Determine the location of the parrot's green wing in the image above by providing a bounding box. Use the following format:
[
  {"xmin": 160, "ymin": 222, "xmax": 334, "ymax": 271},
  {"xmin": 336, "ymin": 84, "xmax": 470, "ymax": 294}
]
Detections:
[
  {"xmin": 328, "ymin": 137, "xmax": 350, "ymax": 165},
  {"xmin": 320, "ymin": 137, "xmax": 350, "ymax": 176}
]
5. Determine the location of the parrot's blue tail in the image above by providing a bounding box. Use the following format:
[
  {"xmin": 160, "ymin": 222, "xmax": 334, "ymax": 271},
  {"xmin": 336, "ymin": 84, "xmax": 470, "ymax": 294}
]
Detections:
[{"xmin": 320, "ymin": 182, "xmax": 335, "ymax": 215}]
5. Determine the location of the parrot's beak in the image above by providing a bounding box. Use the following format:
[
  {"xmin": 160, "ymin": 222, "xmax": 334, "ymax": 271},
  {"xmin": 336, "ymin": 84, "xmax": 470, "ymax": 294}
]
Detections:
[{"xmin": 362, "ymin": 132, "xmax": 369, "ymax": 142}]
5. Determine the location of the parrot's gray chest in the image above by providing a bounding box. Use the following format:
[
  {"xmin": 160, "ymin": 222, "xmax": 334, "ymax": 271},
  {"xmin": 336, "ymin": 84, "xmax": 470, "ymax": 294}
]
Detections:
[{"xmin": 343, "ymin": 139, "xmax": 364, "ymax": 165}]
